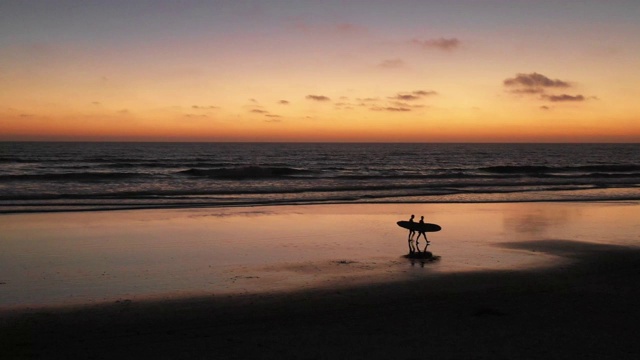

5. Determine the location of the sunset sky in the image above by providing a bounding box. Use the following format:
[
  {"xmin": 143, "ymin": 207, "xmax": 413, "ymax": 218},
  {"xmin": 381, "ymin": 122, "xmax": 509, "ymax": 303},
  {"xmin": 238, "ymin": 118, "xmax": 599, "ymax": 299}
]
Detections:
[{"xmin": 1, "ymin": 0, "xmax": 639, "ymax": 142}]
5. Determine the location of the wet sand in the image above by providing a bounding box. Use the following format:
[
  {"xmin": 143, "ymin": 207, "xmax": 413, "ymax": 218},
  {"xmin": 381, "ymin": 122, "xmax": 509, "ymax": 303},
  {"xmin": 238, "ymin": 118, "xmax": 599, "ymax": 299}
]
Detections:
[{"xmin": 1, "ymin": 202, "xmax": 639, "ymax": 358}]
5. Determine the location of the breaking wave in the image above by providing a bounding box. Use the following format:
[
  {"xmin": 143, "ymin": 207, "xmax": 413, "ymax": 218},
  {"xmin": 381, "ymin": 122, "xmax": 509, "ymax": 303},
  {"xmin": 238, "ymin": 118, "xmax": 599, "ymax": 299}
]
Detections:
[{"xmin": 2, "ymin": 142, "xmax": 639, "ymax": 212}]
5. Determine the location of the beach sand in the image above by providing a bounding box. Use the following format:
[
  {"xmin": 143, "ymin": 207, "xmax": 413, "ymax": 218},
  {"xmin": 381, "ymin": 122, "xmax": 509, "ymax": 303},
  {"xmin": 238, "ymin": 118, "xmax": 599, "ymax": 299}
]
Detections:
[{"xmin": 1, "ymin": 202, "xmax": 639, "ymax": 359}]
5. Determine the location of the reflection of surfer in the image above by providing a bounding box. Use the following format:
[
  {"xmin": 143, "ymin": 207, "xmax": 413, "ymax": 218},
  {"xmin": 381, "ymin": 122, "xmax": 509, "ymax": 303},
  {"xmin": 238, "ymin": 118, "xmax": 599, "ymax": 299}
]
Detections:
[
  {"xmin": 415, "ymin": 216, "xmax": 430, "ymax": 252},
  {"xmin": 407, "ymin": 214, "xmax": 416, "ymax": 253}
]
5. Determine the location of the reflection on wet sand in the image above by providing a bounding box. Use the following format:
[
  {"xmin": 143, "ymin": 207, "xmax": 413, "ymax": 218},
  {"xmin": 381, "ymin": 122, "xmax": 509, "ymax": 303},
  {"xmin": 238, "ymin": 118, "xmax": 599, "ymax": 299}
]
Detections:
[
  {"xmin": 4, "ymin": 237, "xmax": 640, "ymax": 359},
  {"xmin": 502, "ymin": 204, "xmax": 580, "ymax": 236},
  {"xmin": 0, "ymin": 202, "xmax": 637, "ymax": 309}
]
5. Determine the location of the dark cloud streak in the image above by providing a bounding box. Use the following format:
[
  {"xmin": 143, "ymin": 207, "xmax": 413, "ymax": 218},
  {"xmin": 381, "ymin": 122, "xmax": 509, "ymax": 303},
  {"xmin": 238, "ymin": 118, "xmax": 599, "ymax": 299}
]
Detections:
[
  {"xmin": 411, "ymin": 37, "xmax": 460, "ymax": 51},
  {"xmin": 390, "ymin": 94, "xmax": 421, "ymax": 101},
  {"xmin": 543, "ymin": 94, "xmax": 585, "ymax": 102},
  {"xmin": 370, "ymin": 106, "xmax": 411, "ymax": 112},
  {"xmin": 504, "ymin": 73, "xmax": 570, "ymax": 89},
  {"xmin": 389, "ymin": 90, "xmax": 437, "ymax": 101},
  {"xmin": 306, "ymin": 95, "xmax": 331, "ymax": 102},
  {"xmin": 412, "ymin": 90, "xmax": 437, "ymax": 96}
]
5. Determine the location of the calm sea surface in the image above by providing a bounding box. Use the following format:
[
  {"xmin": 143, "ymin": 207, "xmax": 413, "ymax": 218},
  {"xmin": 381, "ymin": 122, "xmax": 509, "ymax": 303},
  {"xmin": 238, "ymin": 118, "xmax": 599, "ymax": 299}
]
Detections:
[{"xmin": 1, "ymin": 142, "xmax": 638, "ymax": 213}]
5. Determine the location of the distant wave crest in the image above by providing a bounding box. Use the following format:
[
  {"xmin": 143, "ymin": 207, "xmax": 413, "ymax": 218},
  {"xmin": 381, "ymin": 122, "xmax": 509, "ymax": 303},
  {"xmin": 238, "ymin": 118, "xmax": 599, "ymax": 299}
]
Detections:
[
  {"xmin": 0, "ymin": 172, "xmax": 140, "ymax": 182},
  {"xmin": 179, "ymin": 166, "xmax": 311, "ymax": 179},
  {"xmin": 480, "ymin": 164, "xmax": 640, "ymax": 174}
]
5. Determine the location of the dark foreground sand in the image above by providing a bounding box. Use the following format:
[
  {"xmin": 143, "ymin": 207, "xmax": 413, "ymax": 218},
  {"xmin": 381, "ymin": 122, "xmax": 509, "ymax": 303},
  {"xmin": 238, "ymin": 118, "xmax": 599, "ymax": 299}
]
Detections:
[{"xmin": 2, "ymin": 239, "xmax": 639, "ymax": 359}]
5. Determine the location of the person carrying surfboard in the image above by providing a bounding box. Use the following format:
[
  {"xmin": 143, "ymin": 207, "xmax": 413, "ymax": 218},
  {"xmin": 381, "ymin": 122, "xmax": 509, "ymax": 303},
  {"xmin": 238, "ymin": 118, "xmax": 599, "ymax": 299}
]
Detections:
[
  {"xmin": 415, "ymin": 216, "xmax": 430, "ymax": 252},
  {"xmin": 407, "ymin": 214, "xmax": 416, "ymax": 253},
  {"xmin": 397, "ymin": 217, "xmax": 441, "ymax": 255}
]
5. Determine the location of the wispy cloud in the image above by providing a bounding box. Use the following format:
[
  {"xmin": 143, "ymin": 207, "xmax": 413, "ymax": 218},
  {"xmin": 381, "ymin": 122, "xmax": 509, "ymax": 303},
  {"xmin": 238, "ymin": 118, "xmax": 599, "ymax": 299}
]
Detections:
[
  {"xmin": 356, "ymin": 97, "xmax": 379, "ymax": 102},
  {"xmin": 370, "ymin": 106, "xmax": 412, "ymax": 112},
  {"xmin": 411, "ymin": 37, "xmax": 461, "ymax": 51},
  {"xmin": 248, "ymin": 107, "xmax": 283, "ymax": 119},
  {"xmin": 192, "ymin": 105, "xmax": 219, "ymax": 110},
  {"xmin": 413, "ymin": 90, "xmax": 438, "ymax": 96},
  {"xmin": 333, "ymin": 97, "xmax": 361, "ymax": 110},
  {"xmin": 278, "ymin": 100, "xmax": 290, "ymax": 105},
  {"xmin": 508, "ymin": 88, "xmax": 545, "ymax": 95},
  {"xmin": 389, "ymin": 90, "xmax": 437, "ymax": 101},
  {"xmin": 355, "ymin": 90, "xmax": 437, "ymax": 113},
  {"xmin": 390, "ymin": 101, "xmax": 425, "ymax": 109},
  {"xmin": 336, "ymin": 23, "xmax": 363, "ymax": 34},
  {"xmin": 543, "ymin": 94, "xmax": 585, "ymax": 102},
  {"xmin": 306, "ymin": 95, "xmax": 331, "ymax": 102},
  {"xmin": 390, "ymin": 94, "xmax": 421, "ymax": 101},
  {"xmin": 378, "ymin": 59, "xmax": 405, "ymax": 69}
]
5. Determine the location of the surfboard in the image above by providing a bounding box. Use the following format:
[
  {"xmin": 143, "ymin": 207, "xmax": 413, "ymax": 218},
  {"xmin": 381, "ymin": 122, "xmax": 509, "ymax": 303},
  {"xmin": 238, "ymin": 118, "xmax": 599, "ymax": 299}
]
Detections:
[{"xmin": 397, "ymin": 221, "xmax": 441, "ymax": 232}]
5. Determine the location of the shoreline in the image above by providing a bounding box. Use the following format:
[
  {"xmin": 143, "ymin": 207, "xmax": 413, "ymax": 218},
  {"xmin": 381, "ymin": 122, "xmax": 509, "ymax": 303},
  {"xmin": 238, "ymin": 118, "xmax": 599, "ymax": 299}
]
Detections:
[{"xmin": 2, "ymin": 191, "xmax": 640, "ymax": 215}]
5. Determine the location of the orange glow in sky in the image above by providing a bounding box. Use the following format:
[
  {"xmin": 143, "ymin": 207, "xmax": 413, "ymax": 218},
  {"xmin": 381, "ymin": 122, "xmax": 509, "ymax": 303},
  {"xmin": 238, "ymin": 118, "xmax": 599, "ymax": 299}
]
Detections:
[{"xmin": 1, "ymin": 1, "xmax": 639, "ymax": 142}]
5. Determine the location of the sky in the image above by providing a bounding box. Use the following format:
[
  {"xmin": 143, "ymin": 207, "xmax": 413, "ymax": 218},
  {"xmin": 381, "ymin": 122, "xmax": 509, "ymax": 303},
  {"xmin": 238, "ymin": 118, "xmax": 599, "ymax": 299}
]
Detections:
[{"xmin": 1, "ymin": 0, "xmax": 639, "ymax": 142}]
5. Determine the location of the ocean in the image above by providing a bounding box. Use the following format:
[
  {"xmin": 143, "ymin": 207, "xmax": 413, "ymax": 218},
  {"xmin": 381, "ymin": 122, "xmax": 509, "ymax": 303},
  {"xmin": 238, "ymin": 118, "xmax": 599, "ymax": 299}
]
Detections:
[{"xmin": 1, "ymin": 142, "xmax": 638, "ymax": 213}]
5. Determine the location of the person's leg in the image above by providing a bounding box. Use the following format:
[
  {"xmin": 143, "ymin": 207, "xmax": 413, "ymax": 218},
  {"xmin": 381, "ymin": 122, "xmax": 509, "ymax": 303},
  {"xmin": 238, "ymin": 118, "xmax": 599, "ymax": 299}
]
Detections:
[{"xmin": 416, "ymin": 233, "xmax": 426, "ymax": 252}]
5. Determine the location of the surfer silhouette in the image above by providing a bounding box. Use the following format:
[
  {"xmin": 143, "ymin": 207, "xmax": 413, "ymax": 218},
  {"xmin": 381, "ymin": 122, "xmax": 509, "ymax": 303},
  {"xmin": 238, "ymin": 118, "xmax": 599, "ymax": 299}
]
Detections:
[
  {"xmin": 407, "ymin": 214, "xmax": 416, "ymax": 253},
  {"xmin": 415, "ymin": 216, "xmax": 430, "ymax": 252}
]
